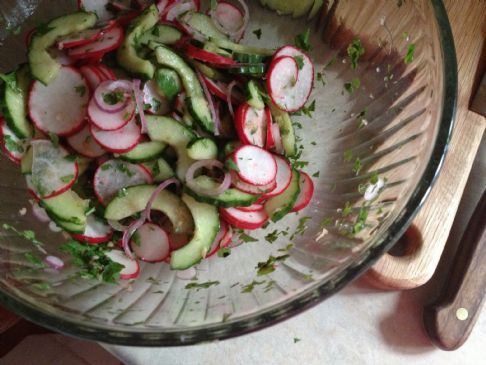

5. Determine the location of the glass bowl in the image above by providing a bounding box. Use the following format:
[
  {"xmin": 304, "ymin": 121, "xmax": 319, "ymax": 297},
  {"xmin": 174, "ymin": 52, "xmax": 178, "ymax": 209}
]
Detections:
[{"xmin": 0, "ymin": 0, "xmax": 456, "ymax": 346}]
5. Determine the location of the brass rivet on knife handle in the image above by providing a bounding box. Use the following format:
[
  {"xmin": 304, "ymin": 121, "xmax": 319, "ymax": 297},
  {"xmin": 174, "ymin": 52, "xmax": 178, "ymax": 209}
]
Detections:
[{"xmin": 423, "ymin": 190, "xmax": 486, "ymax": 351}]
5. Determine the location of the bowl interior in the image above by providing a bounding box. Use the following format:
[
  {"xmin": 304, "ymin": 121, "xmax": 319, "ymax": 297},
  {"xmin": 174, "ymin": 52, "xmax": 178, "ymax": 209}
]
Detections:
[{"xmin": 0, "ymin": 0, "xmax": 455, "ymax": 345}]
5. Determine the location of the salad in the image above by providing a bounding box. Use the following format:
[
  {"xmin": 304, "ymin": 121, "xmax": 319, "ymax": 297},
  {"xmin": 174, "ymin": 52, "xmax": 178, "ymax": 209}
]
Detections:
[{"xmin": 0, "ymin": 0, "xmax": 316, "ymax": 281}]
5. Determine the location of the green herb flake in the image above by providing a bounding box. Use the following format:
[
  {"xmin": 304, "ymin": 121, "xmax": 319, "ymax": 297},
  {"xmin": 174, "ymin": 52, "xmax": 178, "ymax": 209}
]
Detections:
[
  {"xmin": 352, "ymin": 157, "xmax": 362, "ymax": 175},
  {"xmin": 294, "ymin": 337, "xmax": 301, "ymax": 343},
  {"xmin": 131, "ymin": 231, "xmax": 141, "ymax": 247},
  {"xmin": 290, "ymin": 216, "xmax": 312, "ymax": 240},
  {"xmin": 278, "ymin": 243, "xmax": 294, "ymax": 252},
  {"xmin": 32, "ymin": 282, "xmax": 51, "ymax": 291},
  {"xmin": 404, "ymin": 43, "xmax": 416, "ymax": 64},
  {"xmin": 298, "ymin": 100, "xmax": 316, "ymax": 118},
  {"xmin": 343, "ymin": 149, "xmax": 353, "ymax": 162},
  {"xmin": 116, "ymin": 162, "xmax": 135, "ymax": 177},
  {"xmin": 217, "ymin": 247, "xmax": 231, "ymax": 258},
  {"xmin": 102, "ymin": 91, "xmax": 125, "ymax": 105},
  {"xmin": 48, "ymin": 132, "xmax": 59, "ymax": 147},
  {"xmin": 2, "ymin": 224, "xmax": 44, "ymax": 248},
  {"xmin": 342, "ymin": 202, "xmax": 353, "ymax": 217},
  {"xmin": 101, "ymin": 163, "xmax": 112, "ymax": 171},
  {"xmin": 222, "ymin": 313, "xmax": 232, "ymax": 322},
  {"xmin": 64, "ymin": 154, "xmax": 77, "ymax": 162},
  {"xmin": 293, "ymin": 55, "xmax": 305, "ymax": 70},
  {"xmin": 60, "ymin": 174, "xmax": 75, "ymax": 184},
  {"xmin": 118, "ymin": 188, "xmax": 128, "ymax": 198},
  {"xmin": 370, "ymin": 171, "xmax": 379, "ymax": 184},
  {"xmin": 316, "ymin": 72, "xmax": 326, "ymax": 86},
  {"xmin": 256, "ymin": 254, "xmax": 289, "ymax": 276},
  {"xmin": 24, "ymin": 252, "xmax": 45, "ymax": 267},
  {"xmin": 241, "ymin": 280, "xmax": 265, "ymax": 293},
  {"xmin": 344, "ymin": 78, "xmax": 361, "ymax": 93},
  {"xmin": 321, "ymin": 217, "xmax": 333, "ymax": 226},
  {"xmin": 185, "ymin": 280, "xmax": 220, "ymax": 290},
  {"xmin": 347, "ymin": 38, "xmax": 365, "ymax": 70},
  {"xmin": 252, "ymin": 28, "xmax": 262, "ymax": 40},
  {"xmin": 239, "ymin": 232, "xmax": 258, "ymax": 243},
  {"xmin": 225, "ymin": 159, "xmax": 240, "ymax": 172},
  {"xmin": 3, "ymin": 135, "xmax": 24, "ymax": 153},
  {"xmin": 0, "ymin": 72, "xmax": 18, "ymax": 91},
  {"xmin": 312, "ymin": 171, "xmax": 320, "ymax": 178},
  {"xmin": 74, "ymin": 85, "xmax": 86, "ymax": 97},
  {"xmin": 302, "ymin": 273, "xmax": 314, "ymax": 281},
  {"xmin": 295, "ymin": 28, "xmax": 312, "ymax": 52}
]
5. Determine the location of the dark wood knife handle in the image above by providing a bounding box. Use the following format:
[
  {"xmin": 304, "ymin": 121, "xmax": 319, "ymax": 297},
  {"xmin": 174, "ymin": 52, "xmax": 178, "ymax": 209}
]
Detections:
[{"xmin": 423, "ymin": 190, "xmax": 486, "ymax": 350}]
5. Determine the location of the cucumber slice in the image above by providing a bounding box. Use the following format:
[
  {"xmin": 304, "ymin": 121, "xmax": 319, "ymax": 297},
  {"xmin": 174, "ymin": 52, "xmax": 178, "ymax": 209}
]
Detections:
[
  {"xmin": 1, "ymin": 65, "xmax": 33, "ymax": 139},
  {"xmin": 119, "ymin": 141, "xmax": 166, "ymax": 162},
  {"xmin": 154, "ymin": 68, "xmax": 181, "ymax": 101},
  {"xmin": 117, "ymin": 4, "xmax": 159, "ymax": 79},
  {"xmin": 186, "ymin": 137, "xmax": 218, "ymax": 160},
  {"xmin": 185, "ymin": 175, "xmax": 259, "ymax": 208},
  {"xmin": 268, "ymin": 103, "xmax": 297, "ymax": 157},
  {"xmin": 264, "ymin": 169, "xmax": 300, "ymax": 222},
  {"xmin": 138, "ymin": 24, "xmax": 182, "ymax": 46},
  {"xmin": 203, "ymin": 42, "xmax": 232, "ymax": 58},
  {"xmin": 192, "ymin": 61, "xmax": 228, "ymax": 82},
  {"xmin": 228, "ymin": 64, "xmax": 266, "ymax": 76},
  {"xmin": 20, "ymin": 145, "xmax": 33, "ymax": 174},
  {"xmin": 180, "ymin": 12, "xmax": 228, "ymax": 40},
  {"xmin": 185, "ymin": 96, "xmax": 215, "ymax": 133},
  {"xmin": 308, "ymin": 0, "xmax": 324, "ymax": 19},
  {"xmin": 234, "ymin": 53, "xmax": 270, "ymax": 64},
  {"xmin": 146, "ymin": 115, "xmax": 196, "ymax": 181},
  {"xmin": 142, "ymin": 158, "xmax": 175, "ymax": 182},
  {"xmin": 104, "ymin": 184, "xmax": 194, "ymax": 234},
  {"xmin": 41, "ymin": 189, "xmax": 89, "ymax": 230},
  {"xmin": 246, "ymin": 80, "xmax": 265, "ymax": 110},
  {"xmin": 170, "ymin": 194, "xmax": 220, "ymax": 270},
  {"xmin": 210, "ymin": 37, "xmax": 275, "ymax": 56},
  {"xmin": 28, "ymin": 12, "xmax": 97, "ymax": 84}
]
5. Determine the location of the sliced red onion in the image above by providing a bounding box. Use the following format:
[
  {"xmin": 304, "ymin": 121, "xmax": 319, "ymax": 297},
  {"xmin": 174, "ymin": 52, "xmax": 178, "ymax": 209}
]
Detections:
[
  {"xmin": 210, "ymin": 0, "xmax": 249, "ymax": 42},
  {"xmin": 31, "ymin": 202, "xmax": 51, "ymax": 223},
  {"xmin": 186, "ymin": 160, "xmax": 231, "ymax": 197},
  {"xmin": 132, "ymin": 79, "xmax": 148, "ymax": 134},
  {"xmin": 156, "ymin": 0, "xmax": 169, "ymax": 13},
  {"xmin": 226, "ymin": 80, "xmax": 237, "ymax": 118},
  {"xmin": 143, "ymin": 178, "xmax": 180, "ymax": 222},
  {"xmin": 45, "ymin": 255, "xmax": 64, "ymax": 270},
  {"xmin": 205, "ymin": 220, "xmax": 227, "ymax": 258},
  {"xmin": 108, "ymin": 219, "xmax": 130, "ymax": 232},
  {"xmin": 94, "ymin": 80, "xmax": 133, "ymax": 113},
  {"xmin": 196, "ymin": 70, "xmax": 219, "ymax": 136},
  {"xmin": 163, "ymin": 1, "xmax": 195, "ymax": 21}
]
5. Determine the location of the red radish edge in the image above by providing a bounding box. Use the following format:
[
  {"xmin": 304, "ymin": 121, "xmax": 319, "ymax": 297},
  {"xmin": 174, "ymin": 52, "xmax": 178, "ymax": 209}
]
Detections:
[
  {"xmin": 231, "ymin": 145, "xmax": 277, "ymax": 186},
  {"xmin": 220, "ymin": 207, "xmax": 268, "ymax": 230},
  {"xmin": 291, "ymin": 171, "xmax": 314, "ymax": 212}
]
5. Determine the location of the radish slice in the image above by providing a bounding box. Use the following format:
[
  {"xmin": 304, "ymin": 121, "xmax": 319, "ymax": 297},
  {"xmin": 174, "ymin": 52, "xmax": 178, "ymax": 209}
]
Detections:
[
  {"xmin": 78, "ymin": 0, "xmax": 114, "ymax": 21},
  {"xmin": 25, "ymin": 175, "xmax": 40, "ymax": 201},
  {"xmin": 31, "ymin": 140, "xmax": 78, "ymax": 199},
  {"xmin": 237, "ymin": 203, "xmax": 264, "ymax": 213},
  {"xmin": 271, "ymin": 123, "xmax": 284, "ymax": 154},
  {"xmin": 202, "ymin": 75, "xmax": 243, "ymax": 104},
  {"xmin": 72, "ymin": 215, "xmax": 113, "ymax": 244},
  {"xmin": 220, "ymin": 207, "xmax": 269, "ymax": 230},
  {"xmin": 265, "ymin": 108, "xmax": 275, "ymax": 151},
  {"xmin": 162, "ymin": 1, "xmax": 197, "ymax": 21},
  {"xmin": 0, "ymin": 119, "xmax": 27, "ymax": 163},
  {"xmin": 143, "ymin": 80, "xmax": 171, "ymax": 115},
  {"xmin": 235, "ymin": 103, "xmax": 267, "ymax": 148},
  {"xmin": 262, "ymin": 155, "xmax": 292, "ymax": 198},
  {"xmin": 105, "ymin": 250, "xmax": 140, "ymax": 280},
  {"xmin": 90, "ymin": 117, "xmax": 141, "ymax": 153},
  {"xmin": 215, "ymin": 2, "xmax": 244, "ymax": 33},
  {"xmin": 67, "ymin": 124, "xmax": 106, "ymax": 158},
  {"xmin": 232, "ymin": 145, "xmax": 277, "ymax": 186},
  {"xmin": 186, "ymin": 44, "xmax": 237, "ymax": 66},
  {"xmin": 270, "ymin": 46, "xmax": 314, "ymax": 112},
  {"xmin": 68, "ymin": 26, "xmax": 124, "ymax": 60},
  {"xmin": 80, "ymin": 65, "xmax": 103, "ymax": 91},
  {"xmin": 230, "ymin": 171, "xmax": 276, "ymax": 195},
  {"xmin": 49, "ymin": 48, "xmax": 75, "ymax": 66},
  {"xmin": 57, "ymin": 28, "xmax": 105, "ymax": 49},
  {"xmin": 206, "ymin": 220, "xmax": 228, "ymax": 258},
  {"xmin": 291, "ymin": 171, "xmax": 314, "ymax": 212},
  {"xmin": 93, "ymin": 159, "xmax": 152, "ymax": 204},
  {"xmin": 219, "ymin": 224, "xmax": 233, "ymax": 247},
  {"xmin": 131, "ymin": 223, "xmax": 170, "ymax": 262},
  {"xmin": 95, "ymin": 64, "xmax": 117, "ymax": 80},
  {"xmin": 29, "ymin": 67, "xmax": 89, "ymax": 137},
  {"xmin": 88, "ymin": 92, "xmax": 135, "ymax": 131}
]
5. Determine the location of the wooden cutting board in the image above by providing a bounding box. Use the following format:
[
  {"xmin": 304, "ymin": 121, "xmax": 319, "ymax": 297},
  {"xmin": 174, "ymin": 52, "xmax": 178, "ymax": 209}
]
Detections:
[{"xmin": 366, "ymin": 0, "xmax": 486, "ymax": 290}]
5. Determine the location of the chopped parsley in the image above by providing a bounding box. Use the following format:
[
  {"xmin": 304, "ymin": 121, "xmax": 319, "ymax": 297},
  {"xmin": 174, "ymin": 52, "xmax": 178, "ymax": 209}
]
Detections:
[
  {"xmin": 278, "ymin": 243, "xmax": 294, "ymax": 252},
  {"xmin": 295, "ymin": 28, "xmax": 312, "ymax": 52},
  {"xmin": 321, "ymin": 217, "xmax": 333, "ymax": 226},
  {"xmin": 0, "ymin": 72, "xmax": 18, "ymax": 91},
  {"xmin": 256, "ymin": 254, "xmax": 289, "ymax": 276},
  {"xmin": 64, "ymin": 154, "xmax": 77, "ymax": 162},
  {"xmin": 252, "ymin": 28, "xmax": 262, "ymax": 40},
  {"xmin": 312, "ymin": 171, "xmax": 320, "ymax": 178},
  {"xmin": 293, "ymin": 100, "xmax": 315, "ymax": 118},
  {"xmin": 302, "ymin": 273, "xmax": 314, "ymax": 281},
  {"xmin": 59, "ymin": 240, "xmax": 124, "ymax": 283},
  {"xmin": 101, "ymin": 163, "xmax": 112, "ymax": 171},
  {"xmin": 118, "ymin": 187, "xmax": 129, "ymax": 198},
  {"xmin": 347, "ymin": 38, "xmax": 365, "ymax": 70},
  {"xmin": 222, "ymin": 313, "xmax": 232, "ymax": 322},
  {"xmin": 116, "ymin": 162, "xmax": 135, "ymax": 177},
  {"xmin": 344, "ymin": 78, "xmax": 361, "ymax": 93},
  {"xmin": 352, "ymin": 157, "xmax": 362, "ymax": 174},
  {"xmin": 24, "ymin": 252, "xmax": 45, "ymax": 267},
  {"xmin": 131, "ymin": 231, "xmax": 141, "ymax": 247},
  {"xmin": 290, "ymin": 216, "xmax": 311, "ymax": 240},
  {"xmin": 74, "ymin": 85, "xmax": 86, "ymax": 97},
  {"xmin": 32, "ymin": 282, "xmax": 51, "ymax": 291},
  {"xmin": 264, "ymin": 229, "xmax": 288, "ymax": 244},
  {"xmin": 241, "ymin": 280, "xmax": 265, "ymax": 293},
  {"xmin": 342, "ymin": 202, "xmax": 353, "ymax": 217},
  {"xmin": 102, "ymin": 91, "xmax": 124, "ymax": 105},
  {"xmin": 2, "ymin": 224, "xmax": 44, "ymax": 249},
  {"xmin": 353, "ymin": 206, "xmax": 368, "ymax": 234},
  {"xmin": 293, "ymin": 55, "xmax": 304, "ymax": 70},
  {"xmin": 356, "ymin": 107, "xmax": 368, "ymax": 128},
  {"xmin": 239, "ymin": 232, "xmax": 258, "ymax": 243},
  {"xmin": 3, "ymin": 135, "xmax": 23, "ymax": 153},
  {"xmin": 316, "ymin": 72, "xmax": 326, "ymax": 86},
  {"xmin": 185, "ymin": 280, "xmax": 220, "ymax": 290},
  {"xmin": 404, "ymin": 43, "xmax": 416, "ymax": 64},
  {"xmin": 217, "ymin": 247, "xmax": 231, "ymax": 258},
  {"xmin": 225, "ymin": 159, "xmax": 240, "ymax": 172},
  {"xmin": 343, "ymin": 149, "xmax": 353, "ymax": 162},
  {"xmin": 294, "ymin": 337, "xmax": 301, "ymax": 343},
  {"xmin": 60, "ymin": 174, "xmax": 74, "ymax": 183},
  {"xmin": 48, "ymin": 132, "xmax": 59, "ymax": 147},
  {"xmin": 370, "ymin": 171, "xmax": 379, "ymax": 184}
]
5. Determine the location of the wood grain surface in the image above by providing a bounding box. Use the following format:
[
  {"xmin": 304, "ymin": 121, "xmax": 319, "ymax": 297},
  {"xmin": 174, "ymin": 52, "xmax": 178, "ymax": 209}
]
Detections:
[{"xmin": 366, "ymin": 0, "xmax": 486, "ymax": 289}]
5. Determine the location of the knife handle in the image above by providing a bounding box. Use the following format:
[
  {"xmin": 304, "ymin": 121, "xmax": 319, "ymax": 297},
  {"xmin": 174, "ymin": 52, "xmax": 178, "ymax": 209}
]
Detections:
[{"xmin": 423, "ymin": 190, "xmax": 486, "ymax": 350}]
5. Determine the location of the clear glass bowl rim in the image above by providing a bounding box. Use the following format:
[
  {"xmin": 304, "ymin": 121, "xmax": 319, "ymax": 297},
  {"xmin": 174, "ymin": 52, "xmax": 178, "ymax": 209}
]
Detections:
[{"xmin": 0, "ymin": 0, "xmax": 457, "ymax": 346}]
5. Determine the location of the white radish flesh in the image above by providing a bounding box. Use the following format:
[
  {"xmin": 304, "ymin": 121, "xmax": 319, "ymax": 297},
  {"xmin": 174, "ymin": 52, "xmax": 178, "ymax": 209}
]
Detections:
[
  {"xmin": 87, "ymin": 95, "xmax": 135, "ymax": 131},
  {"xmin": 78, "ymin": 0, "xmax": 114, "ymax": 21},
  {"xmin": 72, "ymin": 215, "xmax": 113, "ymax": 244},
  {"xmin": 233, "ymin": 145, "xmax": 277, "ymax": 186},
  {"xmin": 215, "ymin": 2, "xmax": 244, "ymax": 33},
  {"xmin": 263, "ymin": 155, "xmax": 292, "ymax": 198},
  {"xmin": 90, "ymin": 118, "xmax": 141, "ymax": 153},
  {"xmin": 67, "ymin": 124, "xmax": 106, "ymax": 158},
  {"xmin": 105, "ymin": 250, "xmax": 140, "ymax": 280},
  {"xmin": 268, "ymin": 56, "xmax": 299, "ymax": 102},
  {"xmin": 131, "ymin": 223, "xmax": 170, "ymax": 262},
  {"xmin": 29, "ymin": 67, "xmax": 89, "ymax": 136},
  {"xmin": 68, "ymin": 26, "xmax": 124, "ymax": 59},
  {"xmin": 80, "ymin": 65, "xmax": 103, "ymax": 91}
]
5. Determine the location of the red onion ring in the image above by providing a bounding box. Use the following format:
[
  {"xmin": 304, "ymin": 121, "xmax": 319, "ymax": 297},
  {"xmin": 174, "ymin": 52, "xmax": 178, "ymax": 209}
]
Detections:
[
  {"xmin": 226, "ymin": 80, "xmax": 237, "ymax": 118},
  {"xmin": 94, "ymin": 80, "xmax": 132, "ymax": 113},
  {"xmin": 156, "ymin": 0, "xmax": 169, "ymax": 13},
  {"xmin": 107, "ymin": 219, "xmax": 130, "ymax": 232},
  {"xmin": 210, "ymin": 0, "xmax": 249, "ymax": 42},
  {"xmin": 45, "ymin": 255, "xmax": 65, "ymax": 270},
  {"xmin": 186, "ymin": 160, "xmax": 231, "ymax": 197},
  {"xmin": 143, "ymin": 178, "xmax": 180, "ymax": 222},
  {"xmin": 196, "ymin": 70, "xmax": 219, "ymax": 136},
  {"xmin": 132, "ymin": 79, "xmax": 148, "ymax": 134},
  {"xmin": 163, "ymin": 1, "xmax": 195, "ymax": 21}
]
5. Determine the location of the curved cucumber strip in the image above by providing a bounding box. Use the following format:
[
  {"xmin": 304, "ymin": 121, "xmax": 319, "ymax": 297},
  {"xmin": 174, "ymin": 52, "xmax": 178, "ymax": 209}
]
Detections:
[
  {"xmin": 264, "ymin": 169, "xmax": 300, "ymax": 222},
  {"xmin": 170, "ymin": 194, "xmax": 220, "ymax": 270},
  {"xmin": 21, "ymin": 146, "xmax": 33, "ymax": 174},
  {"xmin": 120, "ymin": 141, "xmax": 166, "ymax": 162},
  {"xmin": 117, "ymin": 5, "xmax": 159, "ymax": 79},
  {"xmin": 41, "ymin": 190, "xmax": 89, "ymax": 232},
  {"xmin": 138, "ymin": 24, "xmax": 182, "ymax": 46},
  {"xmin": 142, "ymin": 158, "xmax": 175, "ymax": 182},
  {"xmin": 180, "ymin": 12, "xmax": 228, "ymax": 40},
  {"xmin": 186, "ymin": 137, "xmax": 218, "ymax": 160},
  {"xmin": 185, "ymin": 175, "xmax": 259, "ymax": 208},
  {"xmin": 210, "ymin": 37, "xmax": 275, "ymax": 56},
  {"xmin": 104, "ymin": 185, "xmax": 194, "ymax": 234},
  {"xmin": 1, "ymin": 65, "xmax": 33, "ymax": 138},
  {"xmin": 28, "ymin": 12, "xmax": 97, "ymax": 84},
  {"xmin": 146, "ymin": 115, "xmax": 195, "ymax": 180}
]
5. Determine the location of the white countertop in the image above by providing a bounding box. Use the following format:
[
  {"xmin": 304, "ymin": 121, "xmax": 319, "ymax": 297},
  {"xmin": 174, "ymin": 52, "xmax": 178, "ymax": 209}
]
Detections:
[{"xmin": 105, "ymin": 136, "xmax": 486, "ymax": 365}]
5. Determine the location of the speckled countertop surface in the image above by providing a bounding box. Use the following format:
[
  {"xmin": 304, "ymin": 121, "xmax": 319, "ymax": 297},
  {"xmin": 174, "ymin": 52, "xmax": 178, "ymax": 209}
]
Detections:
[{"xmin": 104, "ymin": 137, "xmax": 485, "ymax": 365}]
